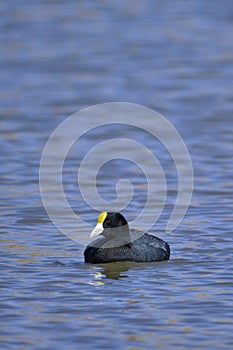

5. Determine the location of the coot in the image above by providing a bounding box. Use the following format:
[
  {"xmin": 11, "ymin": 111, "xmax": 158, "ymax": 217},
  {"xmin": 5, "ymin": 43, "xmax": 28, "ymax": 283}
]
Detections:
[{"xmin": 84, "ymin": 212, "xmax": 170, "ymax": 264}]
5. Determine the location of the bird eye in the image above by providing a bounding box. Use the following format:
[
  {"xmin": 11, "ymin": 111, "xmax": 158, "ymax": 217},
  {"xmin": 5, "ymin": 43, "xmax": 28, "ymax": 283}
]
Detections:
[{"xmin": 105, "ymin": 219, "xmax": 111, "ymax": 224}]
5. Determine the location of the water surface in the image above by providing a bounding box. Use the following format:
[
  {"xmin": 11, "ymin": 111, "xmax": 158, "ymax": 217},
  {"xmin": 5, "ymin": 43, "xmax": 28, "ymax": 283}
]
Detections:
[{"xmin": 1, "ymin": 1, "xmax": 233, "ymax": 349}]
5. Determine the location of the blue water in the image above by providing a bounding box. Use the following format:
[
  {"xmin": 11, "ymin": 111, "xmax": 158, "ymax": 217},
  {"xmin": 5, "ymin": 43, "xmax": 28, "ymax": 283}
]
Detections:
[{"xmin": 1, "ymin": 1, "xmax": 233, "ymax": 349}]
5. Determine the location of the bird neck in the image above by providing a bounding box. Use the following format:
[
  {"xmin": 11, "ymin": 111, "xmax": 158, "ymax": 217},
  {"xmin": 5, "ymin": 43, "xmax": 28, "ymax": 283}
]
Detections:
[{"xmin": 103, "ymin": 224, "xmax": 131, "ymax": 246}]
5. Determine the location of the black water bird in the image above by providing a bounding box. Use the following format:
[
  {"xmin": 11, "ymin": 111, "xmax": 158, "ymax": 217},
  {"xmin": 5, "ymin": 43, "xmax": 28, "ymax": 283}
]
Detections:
[{"xmin": 84, "ymin": 212, "xmax": 170, "ymax": 264}]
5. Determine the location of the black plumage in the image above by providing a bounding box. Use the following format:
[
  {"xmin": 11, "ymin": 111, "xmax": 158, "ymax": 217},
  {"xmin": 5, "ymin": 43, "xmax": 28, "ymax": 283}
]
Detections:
[{"xmin": 84, "ymin": 212, "xmax": 170, "ymax": 264}]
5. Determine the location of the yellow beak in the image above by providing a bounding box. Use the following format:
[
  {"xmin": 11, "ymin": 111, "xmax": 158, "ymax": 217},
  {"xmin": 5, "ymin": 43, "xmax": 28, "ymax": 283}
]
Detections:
[{"xmin": 90, "ymin": 211, "xmax": 108, "ymax": 238}]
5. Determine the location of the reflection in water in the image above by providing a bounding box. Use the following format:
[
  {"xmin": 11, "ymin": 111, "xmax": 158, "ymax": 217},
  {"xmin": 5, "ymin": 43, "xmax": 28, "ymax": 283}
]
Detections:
[
  {"xmin": 91, "ymin": 261, "xmax": 168, "ymax": 280},
  {"xmin": 88, "ymin": 262, "xmax": 132, "ymax": 282},
  {"xmin": 98, "ymin": 262, "xmax": 135, "ymax": 279}
]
